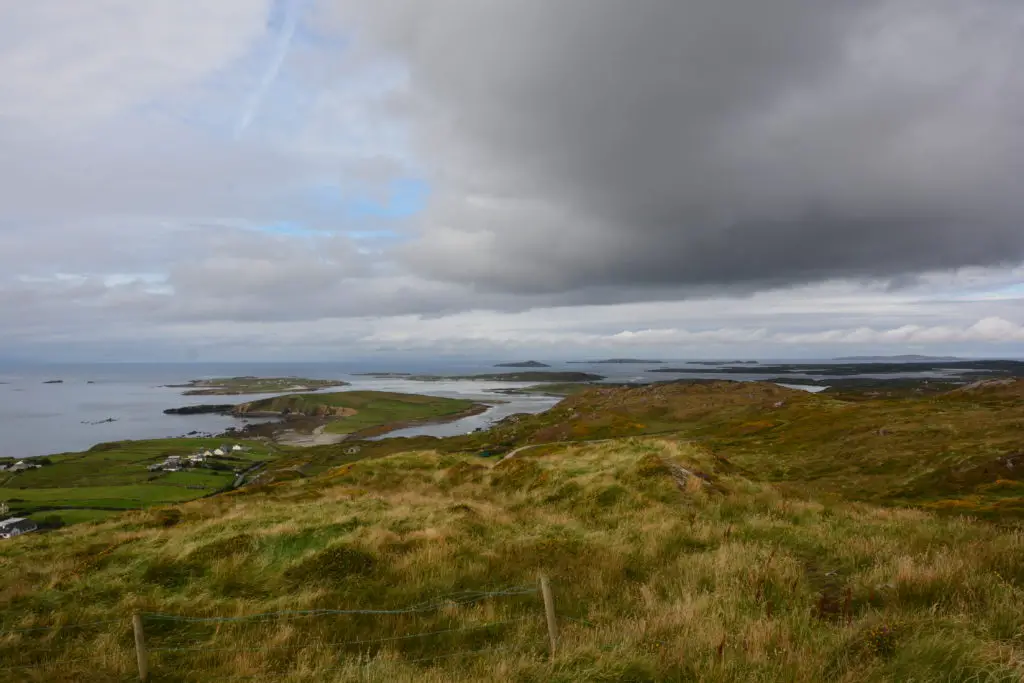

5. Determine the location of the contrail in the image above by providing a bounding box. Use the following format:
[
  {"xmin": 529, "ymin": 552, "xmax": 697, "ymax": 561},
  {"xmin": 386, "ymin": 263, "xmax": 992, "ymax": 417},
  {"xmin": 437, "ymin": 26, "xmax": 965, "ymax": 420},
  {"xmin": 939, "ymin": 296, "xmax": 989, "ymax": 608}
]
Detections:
[{"xmin": 235, "ymin": 0, "xmax": 300, "ymax": 138}]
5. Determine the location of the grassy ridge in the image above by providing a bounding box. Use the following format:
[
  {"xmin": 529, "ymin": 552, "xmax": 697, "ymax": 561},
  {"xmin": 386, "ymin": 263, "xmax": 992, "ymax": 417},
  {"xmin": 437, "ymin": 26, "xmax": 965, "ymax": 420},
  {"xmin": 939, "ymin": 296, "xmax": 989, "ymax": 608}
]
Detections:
[
  {"xmin": 2, "ymin": 439, "xmax": 1024, "ymax": 680},
  {"xmin": 445, "ymin": 380, "xmax": 1024, "ymax": 517}
]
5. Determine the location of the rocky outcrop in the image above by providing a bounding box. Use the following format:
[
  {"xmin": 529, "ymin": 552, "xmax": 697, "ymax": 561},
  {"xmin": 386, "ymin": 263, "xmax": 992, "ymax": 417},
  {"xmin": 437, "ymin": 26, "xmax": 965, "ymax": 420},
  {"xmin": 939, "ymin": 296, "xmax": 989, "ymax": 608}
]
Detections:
[{"xmin": 164, "ymin": 404, "xmax": 235, "ymax": 415}]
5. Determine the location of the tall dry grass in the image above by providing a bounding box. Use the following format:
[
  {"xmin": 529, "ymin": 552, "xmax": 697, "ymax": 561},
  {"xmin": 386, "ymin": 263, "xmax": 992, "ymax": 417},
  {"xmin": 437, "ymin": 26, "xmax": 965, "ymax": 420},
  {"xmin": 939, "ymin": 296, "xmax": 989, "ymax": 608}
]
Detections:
[{"xmin": 1, "ymin": 438, "xmax": 1023, "ymax": 681}]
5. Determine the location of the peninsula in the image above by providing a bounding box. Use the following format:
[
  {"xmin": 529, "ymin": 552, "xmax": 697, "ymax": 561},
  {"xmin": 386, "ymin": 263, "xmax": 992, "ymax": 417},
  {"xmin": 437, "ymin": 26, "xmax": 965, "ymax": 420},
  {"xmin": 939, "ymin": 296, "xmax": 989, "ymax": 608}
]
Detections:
[{"xmin": 166, "ymin": 376, "xmax": 348, "ymax": 396}]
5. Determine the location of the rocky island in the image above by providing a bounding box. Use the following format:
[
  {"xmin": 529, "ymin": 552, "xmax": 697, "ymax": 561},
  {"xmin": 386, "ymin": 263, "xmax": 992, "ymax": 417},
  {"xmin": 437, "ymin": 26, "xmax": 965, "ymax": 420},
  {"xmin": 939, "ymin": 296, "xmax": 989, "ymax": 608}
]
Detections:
[
  {"xmin": 494, "ymin": 360, "xmax": 550, "ymax": 368},
  {"xmin": 568, "ymin": 359, "xmax": 664, "ymax": 364}
]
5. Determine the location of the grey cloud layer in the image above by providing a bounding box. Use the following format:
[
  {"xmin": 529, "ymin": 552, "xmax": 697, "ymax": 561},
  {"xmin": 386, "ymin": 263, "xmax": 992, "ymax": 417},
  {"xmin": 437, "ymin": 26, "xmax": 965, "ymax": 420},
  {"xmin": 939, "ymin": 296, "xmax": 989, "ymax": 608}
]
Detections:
[
  {"xmin": 334, "ymin": 0, "xmax": 1024, "ymax": 295},
  {"xmin": 4, "ymin": 1, "xmax": 1024, "ymax": 360}
]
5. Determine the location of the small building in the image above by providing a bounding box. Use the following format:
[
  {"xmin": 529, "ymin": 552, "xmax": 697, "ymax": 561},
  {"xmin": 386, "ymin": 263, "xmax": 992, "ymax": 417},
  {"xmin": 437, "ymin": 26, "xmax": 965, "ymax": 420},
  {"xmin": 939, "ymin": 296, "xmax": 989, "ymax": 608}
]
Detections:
[
  {"xmin": 10, "ymin": 461, "xmax": 41, "ymax": 472},
  {"xmin": 213, "ymin": 449, "xmax": 225, "ymax": 456},
  {"xmin": 0, "ymin": 517, "xmax": 38, "ymax": 540},
  {"xmin": 203, "ymin": 450, "xmax": 213, "ymax": 458},
  {"xmin": 231, "ymin": 445, "xmax": 243, "ymax": 452}
]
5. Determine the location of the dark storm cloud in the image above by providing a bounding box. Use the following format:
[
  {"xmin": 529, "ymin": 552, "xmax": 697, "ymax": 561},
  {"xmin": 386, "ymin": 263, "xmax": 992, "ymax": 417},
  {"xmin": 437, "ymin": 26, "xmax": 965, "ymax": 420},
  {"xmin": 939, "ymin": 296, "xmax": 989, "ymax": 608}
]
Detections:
[{"xmin": 335, "ymin": 0, "xmax": 1024, "ymax": 296}]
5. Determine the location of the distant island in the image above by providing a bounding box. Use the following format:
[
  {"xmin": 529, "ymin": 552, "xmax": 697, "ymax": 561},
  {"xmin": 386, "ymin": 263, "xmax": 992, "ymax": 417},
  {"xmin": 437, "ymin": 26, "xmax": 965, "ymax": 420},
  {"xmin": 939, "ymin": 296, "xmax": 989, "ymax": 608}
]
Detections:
[
  {"xmin": 494, "ymin": 360, "xmax": 550, "ymax": 368},
  {"xmin": 42, "ymin": 379, "xmax": 64, "ymax": 384},
  {"xmin": 833, "ymin": 355, "xmax": 964, "ymax": 362},
  {"xmin": 687, "ymin": 360, "xmax": 759, "ymax": 365},
  {"xmin": 166, "ymin": 376, "xmax": 349, "ymax": 396},
  {"xmin": 568, "ymin": 359, "xmax": 664, "ymax": 364},
  {"xmin": 408, "ymin": 371, "xmax": 604, "ymax": 382}
]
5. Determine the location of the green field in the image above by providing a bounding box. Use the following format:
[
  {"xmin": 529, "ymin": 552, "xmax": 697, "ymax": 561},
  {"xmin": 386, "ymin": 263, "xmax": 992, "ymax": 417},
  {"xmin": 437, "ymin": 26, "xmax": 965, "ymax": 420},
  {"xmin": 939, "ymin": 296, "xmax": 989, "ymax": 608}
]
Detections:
[
  {"xmin": 0, "ymin": 438, "xmax": 273, "ymax": 522},
  {"xmin": 26, "ymin": 509, "xmax": 122, "ymax": 525}
]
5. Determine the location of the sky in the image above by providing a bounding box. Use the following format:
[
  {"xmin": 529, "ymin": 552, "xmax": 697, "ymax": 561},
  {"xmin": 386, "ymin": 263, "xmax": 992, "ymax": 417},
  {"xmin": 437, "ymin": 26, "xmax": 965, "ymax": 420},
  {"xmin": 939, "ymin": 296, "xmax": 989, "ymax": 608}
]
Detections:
[{"xmin": 3, "ymin": 0, "xmax": 1024, "ymax": 361}]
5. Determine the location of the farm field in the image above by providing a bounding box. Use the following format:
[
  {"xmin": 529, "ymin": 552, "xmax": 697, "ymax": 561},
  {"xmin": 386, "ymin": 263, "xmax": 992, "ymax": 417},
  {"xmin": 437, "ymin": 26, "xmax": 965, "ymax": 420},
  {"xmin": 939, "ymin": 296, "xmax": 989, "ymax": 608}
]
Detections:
[{"xmin": 0, "ymin": 438, "xmax": 274, "ymax": 522}]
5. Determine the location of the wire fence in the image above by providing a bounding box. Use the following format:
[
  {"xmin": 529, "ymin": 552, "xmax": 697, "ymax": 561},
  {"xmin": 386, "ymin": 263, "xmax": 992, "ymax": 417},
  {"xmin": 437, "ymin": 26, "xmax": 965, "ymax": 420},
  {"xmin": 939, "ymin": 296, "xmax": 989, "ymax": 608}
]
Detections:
[{"xmin": 0, "ymin": 581, "xmax": 558, "ymax": 681}]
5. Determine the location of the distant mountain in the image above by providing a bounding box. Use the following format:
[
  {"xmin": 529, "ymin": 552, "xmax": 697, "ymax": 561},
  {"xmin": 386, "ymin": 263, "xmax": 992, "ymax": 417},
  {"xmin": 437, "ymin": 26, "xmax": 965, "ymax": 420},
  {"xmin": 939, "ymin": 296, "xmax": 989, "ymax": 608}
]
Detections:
[
  {"xmin": 833, "ymin": 355, "xmax": 964, "ymax": 362},
  {"xmin": 494, "ymin": 360, "xmax": 550, "ymax": 368}
]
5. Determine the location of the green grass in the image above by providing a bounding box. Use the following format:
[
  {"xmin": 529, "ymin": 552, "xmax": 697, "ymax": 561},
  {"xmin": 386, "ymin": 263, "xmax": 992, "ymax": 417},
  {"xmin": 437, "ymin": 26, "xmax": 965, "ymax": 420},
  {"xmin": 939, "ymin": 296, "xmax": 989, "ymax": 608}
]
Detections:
[
  {"xmin": 26, "ymin": 509, "xmax": 122, "ymax": 525},
  {"xmin": 1, "ymin": 438, "xmax": 1023, "ymax": 681},
  {"xmin": 0, "ymin": 484, "xmax": 204, "ymax": 506}
]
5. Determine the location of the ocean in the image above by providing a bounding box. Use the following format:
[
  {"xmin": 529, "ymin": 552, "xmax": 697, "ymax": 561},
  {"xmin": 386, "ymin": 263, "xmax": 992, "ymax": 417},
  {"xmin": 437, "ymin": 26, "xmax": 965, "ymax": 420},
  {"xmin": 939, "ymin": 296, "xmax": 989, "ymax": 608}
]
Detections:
[{"xmin": 0, "ymin": 358, "xmax": 953, "ymax": 459}]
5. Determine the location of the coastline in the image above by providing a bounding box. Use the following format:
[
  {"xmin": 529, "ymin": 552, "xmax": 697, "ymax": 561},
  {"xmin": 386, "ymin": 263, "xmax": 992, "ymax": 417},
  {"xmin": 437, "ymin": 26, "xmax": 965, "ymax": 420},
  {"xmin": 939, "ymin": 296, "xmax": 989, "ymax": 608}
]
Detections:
[{"xmin": 242, "ymin": 402, "xmax": 494, "ymax": 447}]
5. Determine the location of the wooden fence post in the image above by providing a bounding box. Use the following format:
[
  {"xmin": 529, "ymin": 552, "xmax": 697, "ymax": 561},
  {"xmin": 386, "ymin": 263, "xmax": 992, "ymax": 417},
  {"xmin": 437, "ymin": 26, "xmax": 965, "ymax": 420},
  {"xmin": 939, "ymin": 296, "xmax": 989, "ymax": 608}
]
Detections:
[
  {"xmin": 539, "ymin": 573, "xmax": 559, "ymax": 659},
  {"xmin": 132, "ymin": 612, "xmax": 149, "ymax": 682}
]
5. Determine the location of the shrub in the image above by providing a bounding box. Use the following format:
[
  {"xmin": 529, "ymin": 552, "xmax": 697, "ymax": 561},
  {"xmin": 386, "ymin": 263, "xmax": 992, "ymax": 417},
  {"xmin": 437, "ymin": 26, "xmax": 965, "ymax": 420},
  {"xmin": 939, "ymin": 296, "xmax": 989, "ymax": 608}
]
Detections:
[
  {"xmin": 284, "ymin": 545, "xmax": 377, "ymax": 584},
  {"xmin": 143, "ymin": 558, "xmax": 204, "ymax": 588},
  {"xmin": 38, "ymin": 514, "xmax": 64, "ymax": 529},
  {"xmin": 151, "ymin": 507, "xmax": 182, "ymax": 528}
]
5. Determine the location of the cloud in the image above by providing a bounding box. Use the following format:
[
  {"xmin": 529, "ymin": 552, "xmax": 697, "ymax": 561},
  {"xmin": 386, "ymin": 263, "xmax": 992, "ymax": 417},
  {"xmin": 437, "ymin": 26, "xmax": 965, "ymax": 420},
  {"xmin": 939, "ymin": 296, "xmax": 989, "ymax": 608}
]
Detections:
[
  {"xmin": 235, "ymin": 0, "xmax": 301, "ymax": 137},
  {"xmin": 5, "ymin": 0, "xmax": 1024, "ymax": 360},
  {"xmin": 361, "ymin": 316, "xmax": 1024, "ymax": 351},
  {"xmin": 0, "ymin": 1, "xmax": 271, "ymax": 127},
  {"xmin": 328, "ymin": 0, "xmax": 1024, "ymax": 299}
]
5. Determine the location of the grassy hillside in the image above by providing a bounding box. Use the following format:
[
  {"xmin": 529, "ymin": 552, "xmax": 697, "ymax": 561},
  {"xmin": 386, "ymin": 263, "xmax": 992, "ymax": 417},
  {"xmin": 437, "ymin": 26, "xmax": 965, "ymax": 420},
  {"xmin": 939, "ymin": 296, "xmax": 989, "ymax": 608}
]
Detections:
[
  {"xmin": 436, "ymin": 380, "xmax": 1024, "ymax": 518},
  {"xmin": 6, "ymin": 381, "xmax": 1024, "ymax": 680},
  {"xmin": 2, "ymin": 438, "xmax": 1024, "ymax": 681}
]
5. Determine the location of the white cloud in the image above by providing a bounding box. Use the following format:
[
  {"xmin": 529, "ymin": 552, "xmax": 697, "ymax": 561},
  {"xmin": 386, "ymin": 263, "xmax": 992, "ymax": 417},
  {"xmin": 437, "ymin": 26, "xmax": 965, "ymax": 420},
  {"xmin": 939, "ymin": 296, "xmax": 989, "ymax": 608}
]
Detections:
[{"xmin": 0, "ymin": 1, "xmax": 270, "ymax": 126}]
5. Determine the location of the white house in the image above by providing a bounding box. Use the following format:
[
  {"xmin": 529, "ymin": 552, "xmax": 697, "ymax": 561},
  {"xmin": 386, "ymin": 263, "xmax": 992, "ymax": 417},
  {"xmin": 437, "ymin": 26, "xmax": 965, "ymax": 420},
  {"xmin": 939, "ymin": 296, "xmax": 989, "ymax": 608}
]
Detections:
[
  {"xmin": 203, "ymin": 450, "xmax": 213, "ymax": 457},
  {"xmin": 231, "ymin": 445, "xmax": 243, "ymax": 452},
  {"xmin": 213, "ymin": 448, "xmax": 225, "ymax": 456},
  {"xmin": 0, "ymin": 517, "xmax": 38, "ymax": 540}
]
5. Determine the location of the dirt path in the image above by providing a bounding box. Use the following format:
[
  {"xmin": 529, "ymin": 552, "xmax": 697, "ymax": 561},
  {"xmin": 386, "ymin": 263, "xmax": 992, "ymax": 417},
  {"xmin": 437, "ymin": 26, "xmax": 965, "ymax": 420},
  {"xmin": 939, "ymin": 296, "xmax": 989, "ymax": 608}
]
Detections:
[
  {"xmin": 275, "ymin": 424, "xmax": 348, "ymax": 448},
  {"xmin": 499, "ymin": 438, "xmax": 615, "ymax": 462}
]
